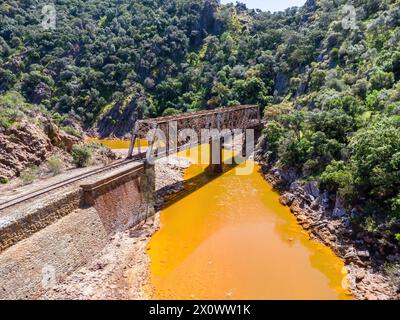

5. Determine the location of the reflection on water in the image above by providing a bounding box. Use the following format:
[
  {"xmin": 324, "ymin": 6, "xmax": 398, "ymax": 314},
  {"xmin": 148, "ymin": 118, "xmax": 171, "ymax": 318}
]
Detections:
[
  {"xmin": 147, "ymin": 146, "xmax": 351, "ymax": 300},
  {"xmin": 86, "ymin": 138, "xmax": 148, "ymax": 149}
]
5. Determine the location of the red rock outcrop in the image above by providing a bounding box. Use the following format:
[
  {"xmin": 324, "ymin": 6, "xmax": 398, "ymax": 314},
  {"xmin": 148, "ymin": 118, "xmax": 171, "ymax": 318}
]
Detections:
[
  {"xmin": 0, "ymin": 119, "xmax": 79, "ymax": 179},
  {"xmin": 42, "ymin": 118, "xmax": 80, "ymax": 153}
]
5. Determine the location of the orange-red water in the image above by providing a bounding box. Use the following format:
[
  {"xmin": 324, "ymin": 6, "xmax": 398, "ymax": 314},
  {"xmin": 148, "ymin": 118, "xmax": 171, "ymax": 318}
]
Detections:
[
  {"xmin": 92, "ymin": 141, "xmax": 351, "ymax": 299},
  {"xmin": 146, "ymin": 146, "xmax": 351, "ymax": 300},
  {"xmin": 86, "ymin": 138, "xmax": 148, "ymax": 149}
]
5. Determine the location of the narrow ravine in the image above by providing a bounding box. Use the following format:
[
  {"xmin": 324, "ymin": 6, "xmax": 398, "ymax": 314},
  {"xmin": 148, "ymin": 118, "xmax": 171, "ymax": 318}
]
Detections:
[{"xmin": 146, "ymin": 146, "xmax": 352, "ymax": 300}]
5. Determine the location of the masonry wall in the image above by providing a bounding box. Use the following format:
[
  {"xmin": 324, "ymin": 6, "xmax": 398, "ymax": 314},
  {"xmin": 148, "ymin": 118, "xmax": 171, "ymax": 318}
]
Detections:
[
  {"xmin": 0, "ymin": 190, "xmax": 81, "ymax": 253},
  {"xmin": 82, "ymin": 163, "xmax": 156, "ymax": 234},
  {"xmin": 0, "ymin": 163, "xmax": 155, "ymax": 299}
]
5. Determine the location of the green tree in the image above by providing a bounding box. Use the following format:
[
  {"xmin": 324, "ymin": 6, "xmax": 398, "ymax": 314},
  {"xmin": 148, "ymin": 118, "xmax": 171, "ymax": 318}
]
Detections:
[
  {"xmin": 370, "ymin": 70, "xmax": 395, "ymax": 91},
  {"xmin": 71, "ymin": 145, "xmax": 93, "ymax": 168},
  {"xmin": 348, "ymin": 118, "xmax": 400, "ymax": 200}
]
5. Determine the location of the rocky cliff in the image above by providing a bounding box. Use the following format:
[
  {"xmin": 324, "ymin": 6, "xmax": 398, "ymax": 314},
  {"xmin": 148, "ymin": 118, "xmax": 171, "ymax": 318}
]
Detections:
[
  {"xmin": 255, "ymin": 141, "xmax": 400, "ymax": 299},
  {"xmin": 0, "ymin": 117, "xmax": 79, "ymax": 179}
]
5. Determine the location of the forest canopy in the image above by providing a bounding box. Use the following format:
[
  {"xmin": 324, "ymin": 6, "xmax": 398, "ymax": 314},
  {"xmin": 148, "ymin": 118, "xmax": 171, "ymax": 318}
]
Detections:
[{"xmin": 1, "ymin": 0, "xmax": 400, "ymax": 242}]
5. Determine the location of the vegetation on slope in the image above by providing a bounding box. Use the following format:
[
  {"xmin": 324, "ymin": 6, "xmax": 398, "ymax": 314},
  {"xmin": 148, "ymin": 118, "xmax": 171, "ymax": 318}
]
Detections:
[
  {"xmin": 0, "ymin": 0, "xmax": 399, "ymax": 250},
  {"xmin": 257, "ymin": 0, "xmax": 400, "ymax": 252}
]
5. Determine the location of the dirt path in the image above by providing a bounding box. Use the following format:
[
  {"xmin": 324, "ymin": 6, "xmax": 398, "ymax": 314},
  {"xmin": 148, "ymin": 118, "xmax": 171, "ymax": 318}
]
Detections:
[{"xmin": 42, "ymin": 156, "xmax": 190, "ymax": 300}]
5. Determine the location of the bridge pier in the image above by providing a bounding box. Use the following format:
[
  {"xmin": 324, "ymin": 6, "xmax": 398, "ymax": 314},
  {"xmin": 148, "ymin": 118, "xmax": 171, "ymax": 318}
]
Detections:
[
  {"xmin": 242, "ymin": 132, "xmax": 247, "ymax": 157},
  {"xmin": 207, "ymin": 138, "xmax": 223, "ymax": 174}
]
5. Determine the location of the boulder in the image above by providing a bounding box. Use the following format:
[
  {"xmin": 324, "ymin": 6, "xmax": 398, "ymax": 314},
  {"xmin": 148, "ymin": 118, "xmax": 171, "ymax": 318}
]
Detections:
[
  {"xmin": 59, "ymin": 131, "xmax": 80, "ymax": 153},
  {"xmin": 43, "ymin": 118, "xmax": 80, "ymax": 152},
  {"xmin": 43, "ymin": 118, "xmax": 62, "ymax": 146},
  {"xmin": 327, "ymin": 223, "xmax": 337, "ymax": 233},
  {"xmin": 279, "ymin": 192, "xmax": 295, "ymax": 206},
  {"xmin": 332, "ymin": 197, "xmax": 348, "ymax": 218},
  {"xmin": 304, "ymin": 181, "xmax": 320, "ymax": 199},
  {"xmin": 310, "ymin": 200, "xmax": 320, "ymax": 210},
  {"xmin": 289, "ymin": 181, "xmax": 301, "ymax": 192},
  {"xmin": 344, "ymin": 248, "xmax": 360, "ymax": 264},
  {"xmin": 0, "ymin": 121, "xmax": 53, "ymax": 178},
  {"xmin": 357, "ymin": 250, "xmax": 371, "ymax": 259},
  {"xmin": 355, "ymin": 270, "xmax": 366, "ymax": 282}
]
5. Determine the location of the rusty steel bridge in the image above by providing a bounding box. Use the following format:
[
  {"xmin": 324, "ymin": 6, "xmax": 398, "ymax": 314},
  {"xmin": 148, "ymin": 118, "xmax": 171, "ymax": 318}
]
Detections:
[{"xmin": 127, "ymin": 105, "xmax": 262, "ymax": 172}]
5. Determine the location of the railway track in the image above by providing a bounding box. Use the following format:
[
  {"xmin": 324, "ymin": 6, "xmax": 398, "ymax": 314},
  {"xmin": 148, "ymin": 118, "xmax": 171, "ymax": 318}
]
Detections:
[
  {"xmin": 0, "ymin": 138, "xmax": 244, "ymax": 212},
  {"xmin": 0, "ymin": 154, "xmax": 146, "ymax": 212}
]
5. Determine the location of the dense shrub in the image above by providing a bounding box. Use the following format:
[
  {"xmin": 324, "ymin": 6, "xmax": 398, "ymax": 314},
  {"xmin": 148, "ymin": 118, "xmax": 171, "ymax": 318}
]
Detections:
[
  {"xmin": 162, "ymin": 108, "xmax": 181, "ymax": 117},
  {"xmin": 20, "ymin": 166, "xmax": 39, "ymax": 185},
  {"xmin": 348, "ymin": 118, "xmax": 400, "ymax": 201},
  {"xmin": 47, "ymin": 157, "xmax": 65, "ymax": 176},
  {"xmin": 62, "ymin": 126, "xmax": 81, "ymax": 138},
  {"xmin": 0, "ymin": 176, "xmax": 9, "ymax": 184},
  {"xmin": 71, "ymin": 145, "xmax": 93, "ymax": 168},
  {"xmin": 370, "ymin": 70, "xmax": 395, "ymax": 90}
]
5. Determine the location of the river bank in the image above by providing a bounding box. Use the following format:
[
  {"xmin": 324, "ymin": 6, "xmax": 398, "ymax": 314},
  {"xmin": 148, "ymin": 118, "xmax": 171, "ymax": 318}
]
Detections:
[
  {"xmin": 40, "ymin": 142, "xmax": 398, "ymax": 300},
  {"xmin": 257, "ymin": 161, "xmax": 399, "ymax": 300},
  {"xmin": 42, "ymin": 156, "xmax": 190, "ymax": 300},
  {"xmin": 146, "ymin": 147, "xmax": 352, "ymax": 300}
]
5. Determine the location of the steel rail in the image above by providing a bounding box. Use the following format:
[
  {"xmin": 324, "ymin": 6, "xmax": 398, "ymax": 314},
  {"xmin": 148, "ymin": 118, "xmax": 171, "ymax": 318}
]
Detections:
[{"xmin": 0, "ymin": 154, "xmax": 146, "ymax": 212}]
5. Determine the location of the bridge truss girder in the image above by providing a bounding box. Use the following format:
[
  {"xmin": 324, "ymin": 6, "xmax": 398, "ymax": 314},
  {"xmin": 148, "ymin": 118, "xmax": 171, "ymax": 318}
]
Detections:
[{"xmin": 127, "ymin": 105, "xmax": 261, "ymax": 159}]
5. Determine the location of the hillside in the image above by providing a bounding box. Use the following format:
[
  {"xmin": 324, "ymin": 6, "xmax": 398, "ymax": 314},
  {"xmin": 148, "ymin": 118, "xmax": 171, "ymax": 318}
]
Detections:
[
  {"xmin": 1, "ymin": 0, "xmax": 400, "ymax": 278},
  {"xmin": 1, "ymin": 0, "xmax": 319, "ymax": 135}
]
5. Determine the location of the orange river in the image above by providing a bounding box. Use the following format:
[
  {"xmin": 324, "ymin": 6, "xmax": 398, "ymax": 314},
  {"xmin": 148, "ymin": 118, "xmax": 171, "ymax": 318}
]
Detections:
[{"xmin": 93, "ymin": 140, "xmax": 352, "ymax": 300}]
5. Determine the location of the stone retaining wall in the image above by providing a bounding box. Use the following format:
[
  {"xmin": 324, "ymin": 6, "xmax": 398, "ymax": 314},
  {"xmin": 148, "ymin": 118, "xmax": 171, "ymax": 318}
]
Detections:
[
  {"xmin": 81, "ymin": 163, "xmax": 156, "ymax": 234},
  {"xmin": 0, "ymin": 190, "xmax": 81, "ymax": 253},
  {"xmin": 0, "ymin": 162, "xmax": 155, "ymax": 299}
]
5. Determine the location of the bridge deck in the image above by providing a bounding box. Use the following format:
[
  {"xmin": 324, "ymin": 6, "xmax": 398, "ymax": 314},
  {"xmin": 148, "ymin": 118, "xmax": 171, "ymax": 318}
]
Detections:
[
  {"xmin": 128, "ymin": 105, "xmax": 261, "ymax": 159},
  {"xmin": 139, "ymin": 105, "xmax": 260, "ymax": 125}
]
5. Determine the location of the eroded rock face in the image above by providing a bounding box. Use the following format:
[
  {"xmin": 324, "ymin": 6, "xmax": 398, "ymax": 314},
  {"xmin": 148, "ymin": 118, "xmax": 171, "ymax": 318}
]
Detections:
[
  {"xmin": 262, "ymin": 166, "xmax": 399, "ymax": 300},
  {"xmin": 279, "ymin": 193, "xmax": 295, "ymax": 206},
  {"xmin": 42, "ymin": 118, "xmax": 80, "ymax": 153},
  {"xmin": 95, "ymin": 93, "xmax": 142, "ymax": 138},
  {"xmin": 0, "ymin": 119, "xmax": 80, "ymax": 179},
  {"xmin": 266, "ymin": 167, "xmax": 299, "ymax": 190},
  {"xmin": 0, "ymin": 121, "xmax": 53, "ymax": 178}
]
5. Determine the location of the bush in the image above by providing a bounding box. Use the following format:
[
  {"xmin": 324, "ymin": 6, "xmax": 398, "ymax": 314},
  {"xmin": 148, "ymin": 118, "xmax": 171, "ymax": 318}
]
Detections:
[
  {"xmin": 348, "ymin": 118, "xmax": 400, "ymax": 199},
  {"xmin": 309, "ymin": 70, "xmax": 327, "ymax": 90},
  {"xmin": 384, "ymin": 263, "xmax": 400, "ymax": 289},
  {"xmin": 62, "ymin": 126, "xmax": 81, "ymax": 138},
  {"xmin": 320, "ymin": 161, "xmax": 356, "ymax": 201},
  {"xmin": 362, "ymin": 215, "xmax": 379, "ymax": 233},
  {"xmin": 370, "ymin": 70, "xmax": 395, "ymax": 90},
  {"xmin": 366, "ymin": 90, "xmax": 384, "ymax": 111},
  {"xmin": 71, "ymin": 144, "xmax": 93, "ymax": 168},
  {"xmin": 391, "ymin": 195, "xmax": 400, "ymax": 217},
  {"xmin": 352, "ymin": 79, "xmax": 368, "ymax": 98},
  {"xmin": 262, "ymin": 121, "xmax": 285, "ymax": 157},
  {"xmin": 47, "ymin": 157, "xmax": 65, "ymax": 176},
  {"xmin": 0, "ymin": 176, "xmax": 9, "ymax": 184},
  {"xmin": 20, "ymin": 166, "xmax": 39, "ymax": 185},
  {"xmin": 329, "ymin": 48, "xmax": 340, "ymax": 62},
  {"xmin": 162, "ymin": 108, "xmax": 181, "ymax": 117}
]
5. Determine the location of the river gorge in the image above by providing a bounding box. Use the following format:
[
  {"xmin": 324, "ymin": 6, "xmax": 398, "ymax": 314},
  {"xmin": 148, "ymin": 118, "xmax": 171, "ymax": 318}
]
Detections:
[{"xmin": 83, "ymin": 140, "xmax": 352, "ymax": 299}]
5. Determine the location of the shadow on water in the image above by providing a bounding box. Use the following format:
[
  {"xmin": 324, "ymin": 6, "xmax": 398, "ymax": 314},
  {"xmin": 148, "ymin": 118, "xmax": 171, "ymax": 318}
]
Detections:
[
  {"xmin": 156, "ymin": 159, "xmax": 241, "ymax": 211},
  {"xmin": 149, "ymin": 151, "xmax": 352, "ymax": 299}
]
